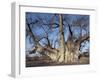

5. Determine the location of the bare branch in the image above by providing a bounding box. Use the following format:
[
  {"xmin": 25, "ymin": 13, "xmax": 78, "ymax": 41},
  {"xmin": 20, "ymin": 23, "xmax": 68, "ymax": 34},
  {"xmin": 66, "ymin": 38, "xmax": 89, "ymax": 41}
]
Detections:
[{"xmin": 75, "ymin": 34, "xmax": 89, "ymax": 44}]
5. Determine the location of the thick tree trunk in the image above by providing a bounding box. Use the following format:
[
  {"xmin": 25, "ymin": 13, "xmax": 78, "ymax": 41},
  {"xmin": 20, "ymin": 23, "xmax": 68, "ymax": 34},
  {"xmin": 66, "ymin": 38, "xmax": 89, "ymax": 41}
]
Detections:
[
  {"xmin": 57, "ymin": 14, "xmax": 65, "ymax": 63},
  {"xmin": 64, "ymin": 34, "xmax": 89, "ymax": 63},
  {"xmin": 65, "ymin": 40, "xmax": 74, "ymax": 63}
]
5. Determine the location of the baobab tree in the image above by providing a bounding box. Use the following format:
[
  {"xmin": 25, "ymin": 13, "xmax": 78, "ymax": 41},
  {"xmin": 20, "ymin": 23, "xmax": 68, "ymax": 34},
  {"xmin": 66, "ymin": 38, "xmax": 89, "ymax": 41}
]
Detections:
[{"xmin": 26, "ymin": 12, "xmax": 89, "ymax": 64}]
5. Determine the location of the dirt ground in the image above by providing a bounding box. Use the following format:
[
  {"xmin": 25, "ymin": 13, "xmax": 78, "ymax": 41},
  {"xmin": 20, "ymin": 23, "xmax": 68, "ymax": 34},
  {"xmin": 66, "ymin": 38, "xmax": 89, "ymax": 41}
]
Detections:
[{"xmin": 26, "ymin": 56, "xmax": 89, "ymax": 67}]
